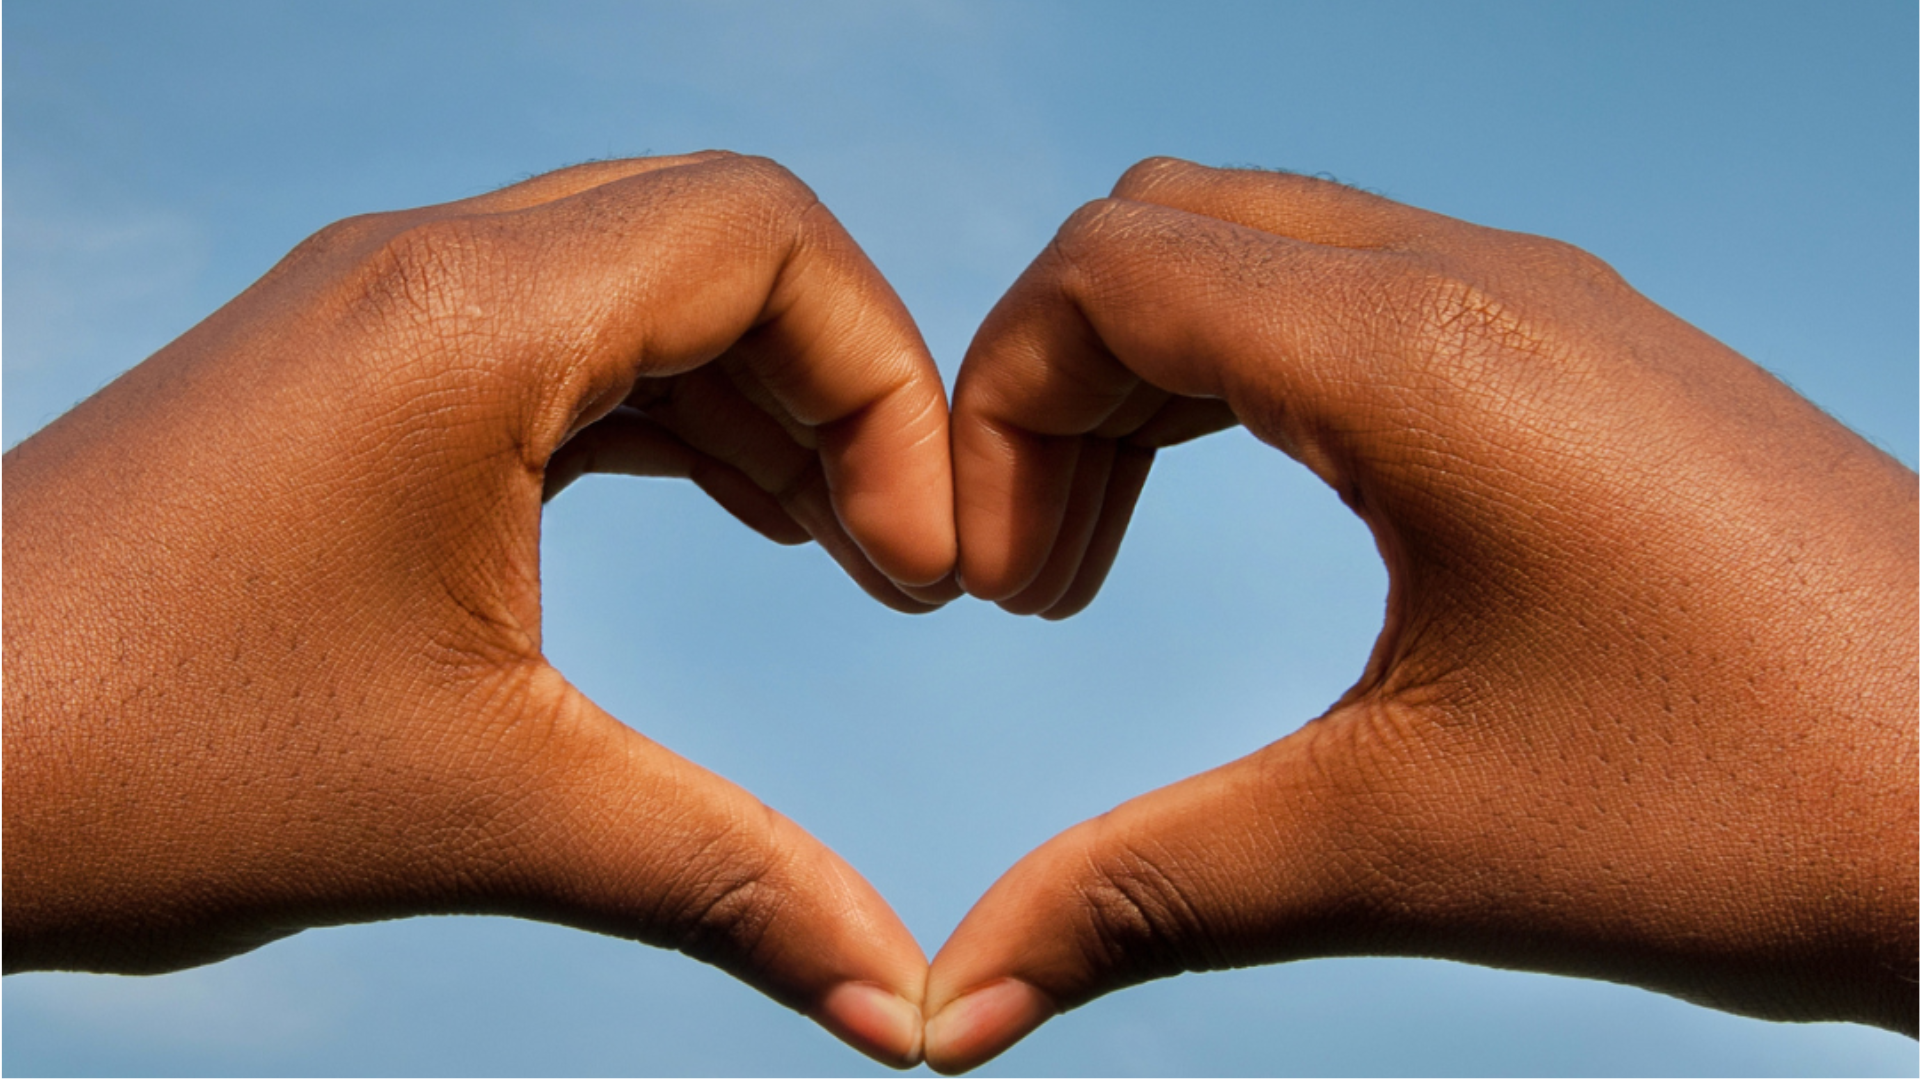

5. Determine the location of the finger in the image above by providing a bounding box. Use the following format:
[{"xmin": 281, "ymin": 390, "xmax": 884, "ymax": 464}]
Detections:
[
  {"xmin": 1024, "ymin": 396, "xmax": 1229, "ymax": 618},
  {"xmin": 544, "ymin": 407, "xmax": 810, "ymax": 545},
  {"xmin": 298, "ymin": 155, "xmax": 738, "ymax": 265},
  {"xmin": 921, "ymin": 727, "xmax": 1355, "ymax": 1074},
  {"xmin": 951, "ymin": 278, "xmax": 1140, "ymax": 601},
  {"xmin": 450, "ymin": 152, "xmax": 737, "ymax": 214},
  {"xmin": 630, "ymin": 367, "xmax": 940, "ymax": 609},
  {"xmin": 631, "ymin": 365, "xmax": 885, "ymax": 587},
  {"xmin": 631, "ymin": 364, "xmax": 962, "ymax": 608},
  {"xmin": 999, "ymin": 395, "xmax": 1223, "ymax": 617},
  {"xmin": 1036, "ymin": 442, "xmax": 1154, "ymax": 620},
  {"xmin": 778, "ymin": 464, "xmax": 943, "ymax": 614},
  {"xmin": 997, "ymin": 438, "xmax": 1116, "ymax": 616},
  {"xmin": 625, "ymin": 366, "xmax": 824, "ymax": 547},
  {"xmin": 1126, "ymin": 396, "xmax": 1239, "ymax": 448},
  {"xmin": 548, "ymin": 372, "xmax": 954, "ymax": 604},
  {"xmin": 1108, "ymin": 156, "xmax": 1447, "ymax": 250},
  {"xmin": 896, "ymin": 571, "xmax": 964, "ymax": 607},
  {"xmin": 546, "ymin": 375, "xmax": 958, "ymax": 610},
  {"xmin": 632, "ymin": 365, "xmax": 816, "ymax": 492},
  {"xmin": 449, "ymin": 154, "xmax": 956, "ymax": 592},
  {"xmin": 478, "ymin": 672, "xmax": 932, "ymax": 1068},
  {"xmin": 718, "ymin": 263, "xmax": 955, "ymax": 589},
  {"xmin": 953, "ymin": 196, "xmax": 1421, "ymax": 602}
]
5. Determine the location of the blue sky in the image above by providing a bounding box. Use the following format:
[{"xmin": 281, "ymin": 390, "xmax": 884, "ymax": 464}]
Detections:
[{"xmin": 4, "ymin": 1, "xmax": 1915, "ymax": 1075}]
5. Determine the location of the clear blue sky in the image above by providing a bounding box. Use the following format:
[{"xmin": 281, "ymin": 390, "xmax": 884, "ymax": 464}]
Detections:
[{"xmin": 5, "ymin": 1, "xmax": 1915, "ymax": 1075}]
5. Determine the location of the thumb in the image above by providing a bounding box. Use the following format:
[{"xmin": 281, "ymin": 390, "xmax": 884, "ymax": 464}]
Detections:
[
  {"xmin": 477, "ymin": 674, "xmax": 929, "ymax": 1068},
  {"xmin": 921, "ymin": 724, "xmax": 1363, "ymax": 1074}
]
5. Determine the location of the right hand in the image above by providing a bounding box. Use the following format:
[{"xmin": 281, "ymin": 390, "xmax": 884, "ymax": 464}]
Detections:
[
  {"xmin": 3, "ymin": 152, "xmax": 952, "ymax": 1067},
  {"xmin": 926, "ymin": 157, "xmax": 1918, "ymax": 1071}
]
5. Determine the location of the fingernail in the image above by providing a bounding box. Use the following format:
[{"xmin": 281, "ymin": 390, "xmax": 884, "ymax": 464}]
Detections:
[
  {"xmin": 924, "ymin": 978, "xmax": 1054, "ymax": 1074},
  {"xmin": 818, "ymin": 981, "xmax": 924, "ymax": 1069}
]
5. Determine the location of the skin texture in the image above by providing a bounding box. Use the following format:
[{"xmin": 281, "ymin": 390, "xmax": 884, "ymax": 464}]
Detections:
[
  {"xmin": 2, "ymin": 153, "xmax": 955, "ymax": 1069},
  {"xmin": 922, "ymin": 158, "xmax": 1918, "ymax": 1071},
  {"xmin": 7, "ymin": 152, "xmax": 1914, "ymax": 1073}
]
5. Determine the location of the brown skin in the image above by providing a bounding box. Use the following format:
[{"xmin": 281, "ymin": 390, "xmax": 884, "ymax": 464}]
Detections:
[
  {"xmin": 2, "ymin": 153, "xmax": 956, "ymax": 1068},
  {"xmin": 7, "ymin": 151, "xmax": 1913, "ymax": 1072},
  {"xmin": 924, "ymin": 158, "xmax": 1918, "ymax": 1071}
]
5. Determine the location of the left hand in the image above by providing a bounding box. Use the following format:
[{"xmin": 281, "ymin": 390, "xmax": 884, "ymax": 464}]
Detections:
[{"xmin": 924, "ymin": 157, "xmax": 1917, "ymax": 1071}]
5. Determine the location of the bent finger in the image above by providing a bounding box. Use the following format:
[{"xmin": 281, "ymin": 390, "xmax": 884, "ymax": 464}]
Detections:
[
  {"xmin": 449, "ymin": 154, "xmax": 956, "ymax": 593},
  {"xmin": 544, "ymin": 407, "xmax": 809, "ymax": 545},
  {"xmin": 1036, "ymin": 443, "xmax": 1155, "ymax": 621},
  {"xmin": 1109, "ymin": 156, "xmax": 1452, "ymax": 251},
  {"xmin": 997, "ymin": 438, "xmax": 1117, "ymax": 616},
  {"xmin": 450, "ymin": 152, "xmax": 737, "ymax": 215},
  {"xmin": 952, "ymin": 198, "xmax": 1403, "ymax": 602}
]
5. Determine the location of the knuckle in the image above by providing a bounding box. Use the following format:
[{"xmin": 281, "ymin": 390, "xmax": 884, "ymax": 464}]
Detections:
[
  {"xmin": 1052, "ymin": 197, "xmax": 1142, "ymax": 263},
  {"xmin": 1058, "ymin": 196, "xmax": 1121, "ymax": 236},
  {"xmin": 284, "ymin": 211, "xmax": 399, "ymax": 266},
  {"xmin": 1534, "ymin": 235, "xmax": 1626, "ymax": 291},
  {"xmin": 1110, "ymin": 155, "xmax": 1201, "ymax": 199},
  {"xmin": 1393, "ymin": 265, "xmax": 1554, "ymax": 367},
  {"xmin": 689, "ymin": 154, "xmax": 823, "ymax": 247},
  {"xmin": 356, "ymin": 216, "xmax": 492, "ymax": 324},
  {"xmin": 709, "ymin": 153, "xmax": 815, "ymax": 207},
  {"xmin": 674, "ymin": 868, "xmax": 781, "ymax": 971},
  {"xmin": 653, "ymin": 810, "xmax": 788, "ymax": 974},
  {"xmin": 1069, "ymin": 831, "xmax": 1224, "ymax": 987}
]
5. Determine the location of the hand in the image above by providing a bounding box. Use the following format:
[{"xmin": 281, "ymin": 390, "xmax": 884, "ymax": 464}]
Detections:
[
  {"xmin": 926, "ymin": 157, "xmax": 1918, "ymax": 1071},
  {"xmin": 1, "ymin": 153, "xmax": 956, "ymax": 1068}
]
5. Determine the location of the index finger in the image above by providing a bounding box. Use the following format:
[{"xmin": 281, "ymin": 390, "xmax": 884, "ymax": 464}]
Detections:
[
  {"xmin": 411, "ymin": 154, "xmax": 958, "ymax": 590},
  {"xmin": 950, "ymin": 194, "xmax": 1425, "ymax": 603}
]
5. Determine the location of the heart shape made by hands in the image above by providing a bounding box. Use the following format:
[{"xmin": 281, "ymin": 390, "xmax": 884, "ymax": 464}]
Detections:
[
  {"xmin": 6, "ymin": 152, "xmax": 1912, "ymax": 1075},
  {"xmin": 522, "ymin": 154, "xmax": 1920, "ymax": 1068}
]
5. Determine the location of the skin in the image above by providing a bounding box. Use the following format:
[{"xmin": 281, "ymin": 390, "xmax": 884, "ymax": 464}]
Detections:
[
  {"xmin": 922, "ymin": 158, "xmax": 1918, "ymax": 1071},
  {"xmin": 7, "ymin": 152, "xmax": 1913, "ymax": 1073},
  {"xmin": 3, "ymin": 152, "xmax": 955, "ymax": 1069}
]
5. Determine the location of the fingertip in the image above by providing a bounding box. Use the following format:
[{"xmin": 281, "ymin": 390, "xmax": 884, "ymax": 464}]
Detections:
[
  {"xmin": 870, "ymin": 588, "xmax": 944, "ymax": 616},
  {"xmin": 1035, "ymin": 600, "xmax": 1087, "ymax": 622},
  {"xmin": 873, "ymin": 533, "xmax": 959, "ymax": 594},
  {"xmin": 923, "ymin": 978, "xmax": 1056, "ymax": 1074},
  {"xmin": 956, "ymin": 550, "xmax": 1026, "ymax": 604},
  {"xmin": 835, "ymin": 462, "xmax": 956, "ymax": 590},
  {"xmin": 818, "ymin": 981, "xmax": 926, "ymax": 1069},
  {"xmin": 821, "ymin": 395, "xmax": 958, "ymax": 591},
  {"xmin": 952, "ymin": 443, "xmax": 1074, "ymax": 603},
  {"xmin": 899, "ymin": 572, "xmax": 964, "ymax": 608}
]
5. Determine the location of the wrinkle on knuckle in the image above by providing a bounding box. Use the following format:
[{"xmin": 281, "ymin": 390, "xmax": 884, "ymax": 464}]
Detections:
[
  {"xmin": 290, "ymin": 211, "xmax": 401, "ymax": 265},
  {"xmin": 347, "ymin": 217, "xmax": 497, "ymax": 344},
  {"xmin": 1052, "ymin": 198, "xmax": 1135, "ymax": 267},
  {"xmin": 656, "ymin": 808, "xmax": 788, "ymax": 973},
  {"xmin": 707, "ymin": 153, "xmax": 818, "ymax": 223},
  {"xmin": 1110, "ymin": 155, "xmax": 1198, "ymax": 199},
  {"xmin": 1048, "ymin": 198, "xmax": 1171, "ymax": 311},
  {"xmin": 1071, "ymin": 834, "xmax": 1223, "ymax": 986},
  {"xmin": 328, "ymin": 216, "xmax": 558, "ymax": 460},
  {"xmin": 1517, "ymin": 234, "xmax": 1627, "ymax": 294}
]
